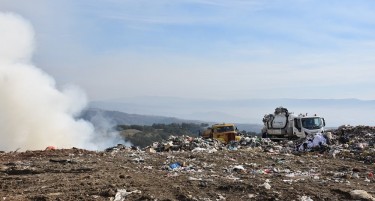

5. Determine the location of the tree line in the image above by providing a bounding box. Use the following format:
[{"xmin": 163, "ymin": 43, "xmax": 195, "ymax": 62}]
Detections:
[{"xmin": 116, "ymin": 123, "xmax": 209, "ymax": 148}]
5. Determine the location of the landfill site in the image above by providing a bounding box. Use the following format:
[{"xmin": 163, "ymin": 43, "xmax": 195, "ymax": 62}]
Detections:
[{"xmin": 0, "ymin": 125, "xmax": 374, "ymax": 201}]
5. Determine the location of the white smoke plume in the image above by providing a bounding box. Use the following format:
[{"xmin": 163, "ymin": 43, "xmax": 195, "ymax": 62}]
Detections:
[{"xmin": 0, "ymin": 12, "xmax": 125, "ymax": 151}]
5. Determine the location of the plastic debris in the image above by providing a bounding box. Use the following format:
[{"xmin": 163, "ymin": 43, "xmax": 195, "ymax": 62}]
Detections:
[
  {"xmin": 350, "ymin": 190, "xmax": 375, "ymax": 201},
  {"xmin": 259, "ymin": 181, "xmax": 271, "ymax": 190},
  {"xmin": 112, "ymin": 189, "xmax": 141, "ymax": 201},
  {"xmin": 45, "ymin": 146, "xmax": 56, "ymax": 151},
  {"xmin": 299, "ymin": 195, "xmax": 313, "ymax": 201},
  {"xmin": 169, "ymin": 162, "xmax": 181, "ymax": 170},
  {"xmin": 297, "ymin": 133, "xmax": 327, "ymax": 151},
  {"xmin": 232, "ymin": 165, "xmax": 245, "ymax": 172}
]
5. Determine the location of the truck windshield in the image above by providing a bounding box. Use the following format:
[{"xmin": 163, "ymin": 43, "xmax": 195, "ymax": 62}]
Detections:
[
  {"xmin": 301, "ymin": 117, "xmax": 323, "ymax": 129},
  {"xmin": 216, "ymin": 126, "xmax": 235, "ymax": 133}
]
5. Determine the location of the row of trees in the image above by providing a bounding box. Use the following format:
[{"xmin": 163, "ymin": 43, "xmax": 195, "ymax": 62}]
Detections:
[{"xmin": 116, "ymin": 123, "xmax": 209, "ymax": 147}]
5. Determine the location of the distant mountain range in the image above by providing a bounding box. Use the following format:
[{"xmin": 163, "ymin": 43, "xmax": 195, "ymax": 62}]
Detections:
[
  {"xmin": 80, "ymin": 108, "xmax": 263, "ymax": 133},
  {"xmin": 88, "ymin": 97, "xmax": 375, "ymax": 127},
  {"xmin": 80, "ymin": 108, "xmax": 203, "ymax": 126}
]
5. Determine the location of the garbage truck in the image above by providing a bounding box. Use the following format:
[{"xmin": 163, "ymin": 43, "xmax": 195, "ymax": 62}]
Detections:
[
  {"xmin": 201, "ymin": 123, "xmax": 241, "ymax": 143},
  {"xmin": 262, "ymin": 107, "xmax": 325, "ymax": 140}
]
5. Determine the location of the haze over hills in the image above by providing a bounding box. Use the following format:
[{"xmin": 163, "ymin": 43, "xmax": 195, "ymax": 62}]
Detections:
[
  {"xmin": 80, "ymin": 108, "xmax": 204, "ymax": 126},
  {"xmin": 89, "ymin": 97, "xmax": 375, "ymax": 127},
  {"xmin": 80, "ymin": 108, "xmax": 263, "ymax": 133}
]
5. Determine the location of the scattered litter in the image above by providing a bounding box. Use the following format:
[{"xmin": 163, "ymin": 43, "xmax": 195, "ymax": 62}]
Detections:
[
  {"xmin": 49, "ymin": 159, "xmax": 76, "ymax": 164},
  {"xmin": 350, "ymin": 190, "xmax": 375, "ymax": 201},
  {"xmin": 299, "ymin": 195, "xmax": 313, "ymax": 201},
  {"xmin": 2, "ymin": 125, "xmax": 375, "ymax": 200},
  {"xmin": 45, "ymin": 146, "xmax": 56, "ymax": 151},
  {"xmin": 217, "ymin": 193, "xmax": 226, "ymax": 200},
  {"xmin": 297, "ymin": 133, "xmax": 327, "ymax": 152},
  {"xmin": 259, "ymin": 181, "xmax": 271, "ymax": 190},
  {"xmin": 188, "ymin": 176, "xmax": 202, "ymax": 181},
  {"xmin": 112, "ymin": 189, "xmax": 141, "ymax": 201},
  {"xmin": 169, "ymin": 162, "xmax": 181, "ymax": 170},
  {"xmin": 232, "ymin": 165, "xmax": 245, "ymax": 172},
  {"xmin": 131, "ymin": 158, "xmax": 144, "ymax": 163}
]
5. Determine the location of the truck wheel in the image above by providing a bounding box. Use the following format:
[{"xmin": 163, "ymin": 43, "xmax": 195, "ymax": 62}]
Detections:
[{"xmin": 262, "ymin": 132, "xmax": 268, "ymax": 138}]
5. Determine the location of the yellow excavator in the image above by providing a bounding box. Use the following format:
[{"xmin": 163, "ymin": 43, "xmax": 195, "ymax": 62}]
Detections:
[{"xmin": 201, "ymin": 123, "xmax": 241, "ymax": 143}]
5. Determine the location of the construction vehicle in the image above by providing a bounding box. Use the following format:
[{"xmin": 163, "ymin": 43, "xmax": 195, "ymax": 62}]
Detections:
[
  {"xmin": 262, "ymin": 107, "xmax": 325, "ymax": 140},
  {"xmin": 201, "ymin": 123, "xmax": 241, "ymax": 143}
]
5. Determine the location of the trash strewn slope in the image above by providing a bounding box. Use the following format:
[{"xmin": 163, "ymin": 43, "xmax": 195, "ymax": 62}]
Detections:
[{"xmin": 1, "ymin": 125, "xmax": 374, "ymax": 201}]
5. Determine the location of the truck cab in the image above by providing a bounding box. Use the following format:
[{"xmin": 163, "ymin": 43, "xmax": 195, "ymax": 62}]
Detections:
[{"xmin": 292, "ymin": 114, "xmax": 325, "ymax": 138}]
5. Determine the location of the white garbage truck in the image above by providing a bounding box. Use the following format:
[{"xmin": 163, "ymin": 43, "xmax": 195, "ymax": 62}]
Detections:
[{"xmin": 262, "ymin": 107, "xmax": 325, "ymax": 140}]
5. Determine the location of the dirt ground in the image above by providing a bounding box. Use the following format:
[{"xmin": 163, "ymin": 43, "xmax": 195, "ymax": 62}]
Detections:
[{"xmin": 1, "ymin": 145, "xmax": 374, "ymax": 201}]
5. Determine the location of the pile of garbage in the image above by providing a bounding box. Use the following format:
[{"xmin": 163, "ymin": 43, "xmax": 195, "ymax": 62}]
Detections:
[
  {"xmin": 104, "ymin": 125, "xmax": 375, "ymax": 165},
  {"xmin": 2, "ymin": 126, "xmax": 375, "ymax": 201},
  {"xmin": 328, "ymin": 125, "xmax": 375, "ymax": 164},
  {"xmin": 140, "ymin": 135, "xmax": 278, "ymax": 153},
  {"xmin": 333, "ymin": 125, "xmax": 375, "ymax": 146},
  {"xmin": 106, "ymin": 125, "xmax": 375, "ymax": 164},
  {"xmin": 287, "ymin": 125, "xmax": 375, "ymax": 163}
]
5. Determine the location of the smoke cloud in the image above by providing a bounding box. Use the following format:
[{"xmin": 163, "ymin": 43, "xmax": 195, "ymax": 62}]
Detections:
[{"xmin": 0, "ymin": 12, "xmax": 124, "ymax": 151}]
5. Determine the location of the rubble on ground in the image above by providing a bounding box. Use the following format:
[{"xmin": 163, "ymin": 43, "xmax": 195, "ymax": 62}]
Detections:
[
  {"xmin": 138, "ymin": 125, "xmax": 375, "ymax": 164},
  {"xmin": 1, "ymin": 126, "xmax": 374, "ymax": 200}
]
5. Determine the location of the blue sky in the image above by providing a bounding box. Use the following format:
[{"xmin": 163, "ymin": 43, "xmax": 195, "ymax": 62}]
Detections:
[{"xmin": 1, "ymin": 0, "xmax": 375, "ymax": 101}]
